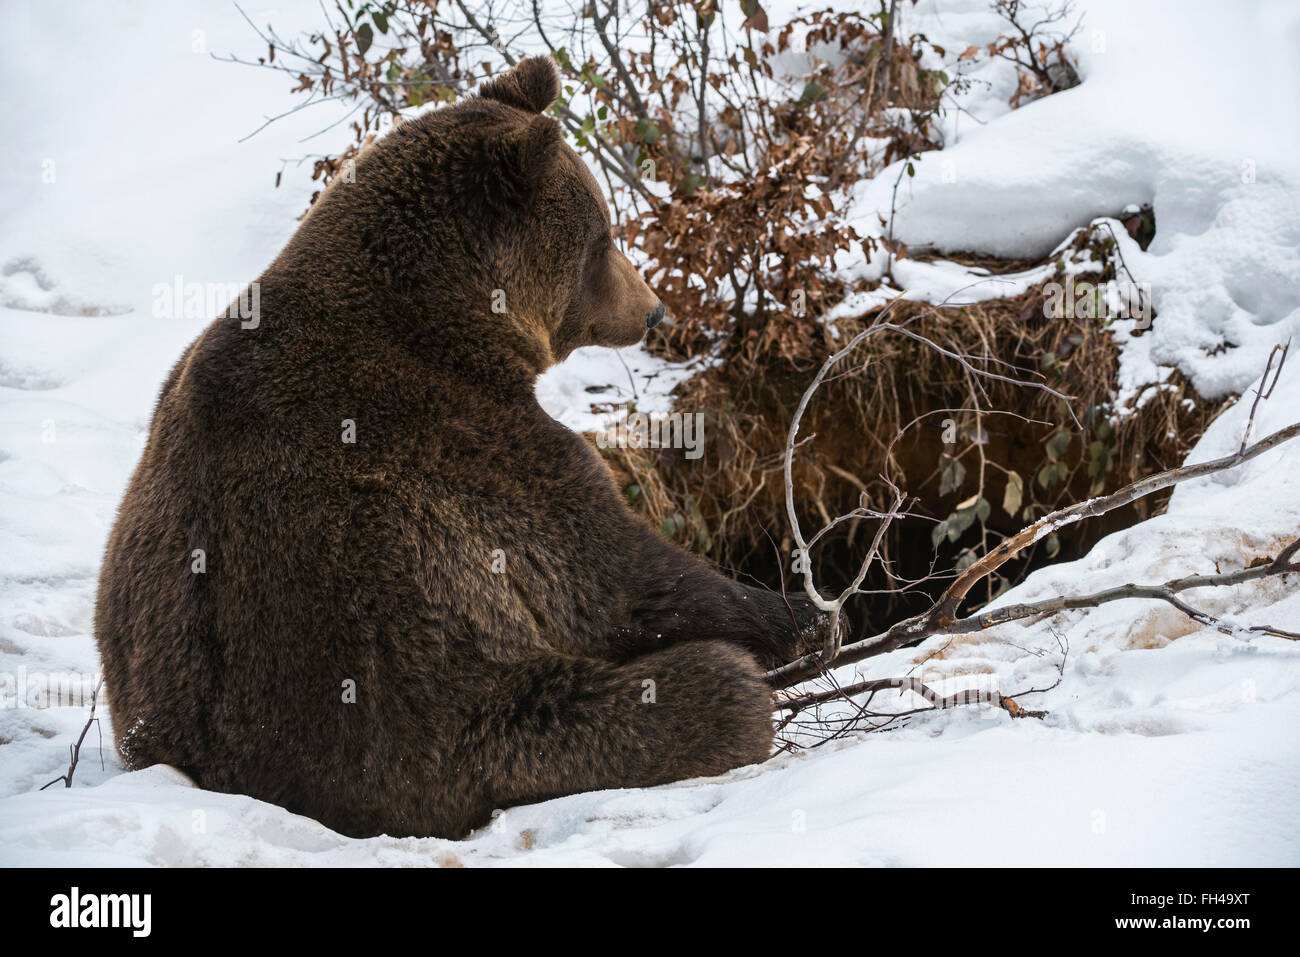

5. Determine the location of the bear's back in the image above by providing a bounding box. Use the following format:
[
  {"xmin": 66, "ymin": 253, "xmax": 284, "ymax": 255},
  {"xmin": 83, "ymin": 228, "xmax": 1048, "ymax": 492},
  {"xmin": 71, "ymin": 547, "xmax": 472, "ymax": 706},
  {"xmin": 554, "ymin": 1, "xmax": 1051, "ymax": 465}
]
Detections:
[{"xmin": 94, "ymin": 303, "xmax": 637, "ymax": 833}]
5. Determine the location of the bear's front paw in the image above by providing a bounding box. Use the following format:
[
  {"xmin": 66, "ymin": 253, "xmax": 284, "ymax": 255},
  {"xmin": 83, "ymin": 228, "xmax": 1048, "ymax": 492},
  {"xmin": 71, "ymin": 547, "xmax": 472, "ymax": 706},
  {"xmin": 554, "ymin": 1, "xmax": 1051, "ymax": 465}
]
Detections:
[
  {"xmin": 764, "ymin": 594, "xmax": 849, "ymax": 665},
  {"xmin": 740, "ymin": 586, "xmax": 852, "ymax": 668},
  {"xmin": 794, "ymin": 606, "xmax": 851, "ymax": 661}
]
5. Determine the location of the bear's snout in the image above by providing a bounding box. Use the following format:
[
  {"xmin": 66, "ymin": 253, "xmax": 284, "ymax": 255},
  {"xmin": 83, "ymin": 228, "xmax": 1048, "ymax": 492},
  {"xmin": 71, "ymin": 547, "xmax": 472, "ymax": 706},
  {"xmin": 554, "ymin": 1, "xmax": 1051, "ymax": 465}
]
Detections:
[{"xmin": 645, "ymin": 301, "xmax": 666, "ymax": 330}]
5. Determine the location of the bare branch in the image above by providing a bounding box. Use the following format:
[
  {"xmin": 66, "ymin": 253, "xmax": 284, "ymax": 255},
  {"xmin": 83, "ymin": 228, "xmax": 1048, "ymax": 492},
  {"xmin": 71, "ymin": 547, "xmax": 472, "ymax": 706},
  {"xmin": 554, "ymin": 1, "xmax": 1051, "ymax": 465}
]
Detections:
[
  {"xmin": 39, "ymin": 676, "xmax": 104, "ymax": 791},
  {"xmin": 783, "ymin": 291, "xmax": 1084, "ymax": 661},
  {"xmin": 771, "ymin": 340, "xmax": 1300, "ymax": 690},
  {"xmin": 1240, "ymin": 341, "xmax": 1289, "ymax": 454}
]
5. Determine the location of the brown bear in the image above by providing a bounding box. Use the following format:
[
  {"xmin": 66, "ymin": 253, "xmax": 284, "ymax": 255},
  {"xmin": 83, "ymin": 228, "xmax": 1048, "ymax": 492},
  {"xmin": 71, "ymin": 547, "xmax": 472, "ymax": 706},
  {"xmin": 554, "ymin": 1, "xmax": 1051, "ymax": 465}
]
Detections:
[{"xmin": 94, "ymin": 56, "xmax": 838, "ymax": 839}]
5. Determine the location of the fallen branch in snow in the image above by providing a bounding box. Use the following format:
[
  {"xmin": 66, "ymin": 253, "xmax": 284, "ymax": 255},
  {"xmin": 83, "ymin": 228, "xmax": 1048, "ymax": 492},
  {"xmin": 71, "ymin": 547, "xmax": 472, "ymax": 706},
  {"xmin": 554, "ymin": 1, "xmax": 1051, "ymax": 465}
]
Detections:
[
  {"xmin": 39, "ymin": 675, "xmax": 105, "ymax": 791},
  {"xmin": 773, "ymin": 635, "xmax": 1067, "ymax": 752},
  {"xmin": 969, "ymin": 536, "xmax": 1300, "ymax": 641},
  {"xmin": 771, "ymin": 335, "xmax": 1299, "ymax": 704},
  {"xmin": 776, "ymin": 676, "xmax": 1043, "ymax": 717}
]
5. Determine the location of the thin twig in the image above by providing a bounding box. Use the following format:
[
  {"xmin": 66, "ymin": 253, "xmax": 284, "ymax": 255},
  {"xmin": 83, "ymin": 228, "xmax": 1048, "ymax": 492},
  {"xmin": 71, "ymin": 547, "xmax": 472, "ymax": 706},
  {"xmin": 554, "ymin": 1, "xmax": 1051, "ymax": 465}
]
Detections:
[{"xmin": 39, "ymin": 676, "xmax": 105, "ymax": 791}]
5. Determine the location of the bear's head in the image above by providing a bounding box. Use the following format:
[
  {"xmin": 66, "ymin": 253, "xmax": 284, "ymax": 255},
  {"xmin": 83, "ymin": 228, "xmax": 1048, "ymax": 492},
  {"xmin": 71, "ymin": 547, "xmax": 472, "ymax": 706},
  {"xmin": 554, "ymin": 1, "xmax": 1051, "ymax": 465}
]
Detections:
[
  {"xmin": 461, "ymin": 56, "xmax": 664, "ymax": 362},
  {"xmin": 297, "ymin": 56, "xmax": 664, "ymax": 374}
]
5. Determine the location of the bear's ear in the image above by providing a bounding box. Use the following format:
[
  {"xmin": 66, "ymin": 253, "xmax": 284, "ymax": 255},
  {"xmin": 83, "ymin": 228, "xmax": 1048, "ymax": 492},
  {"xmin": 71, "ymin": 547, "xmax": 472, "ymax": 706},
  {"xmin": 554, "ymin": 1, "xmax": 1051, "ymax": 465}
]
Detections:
[
  {"xmin": 476, "ymin": 56, "xmax": 560, "ymax": 114},
  {"xmin": 471, "ymin": 113, "xmax": 563, "ymax": 214}
]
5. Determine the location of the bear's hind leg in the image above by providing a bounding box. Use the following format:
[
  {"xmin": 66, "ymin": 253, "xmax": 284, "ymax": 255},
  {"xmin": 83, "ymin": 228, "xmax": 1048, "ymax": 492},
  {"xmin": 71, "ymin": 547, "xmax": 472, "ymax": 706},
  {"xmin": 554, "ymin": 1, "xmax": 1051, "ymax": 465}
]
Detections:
[{"xmin": 458, "ymin": 639, "xmax": 774, "ymax": 828}]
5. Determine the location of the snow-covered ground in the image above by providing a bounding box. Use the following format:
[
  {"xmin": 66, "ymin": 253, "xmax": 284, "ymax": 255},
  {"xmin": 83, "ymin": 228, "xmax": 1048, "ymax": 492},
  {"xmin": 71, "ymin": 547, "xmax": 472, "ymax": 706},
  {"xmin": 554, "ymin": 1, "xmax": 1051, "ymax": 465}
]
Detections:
[{"xmin": 1, "ymin": 0, "xmax": 1297, "ymax": 866}]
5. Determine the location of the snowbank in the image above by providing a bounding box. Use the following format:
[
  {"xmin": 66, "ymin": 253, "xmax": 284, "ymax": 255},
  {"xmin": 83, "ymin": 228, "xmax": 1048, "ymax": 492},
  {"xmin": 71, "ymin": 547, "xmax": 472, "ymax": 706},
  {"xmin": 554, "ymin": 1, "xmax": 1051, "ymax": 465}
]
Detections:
[{"xmin": 847, "ymin": 0, "xmax": 1300, "ymax": 403}]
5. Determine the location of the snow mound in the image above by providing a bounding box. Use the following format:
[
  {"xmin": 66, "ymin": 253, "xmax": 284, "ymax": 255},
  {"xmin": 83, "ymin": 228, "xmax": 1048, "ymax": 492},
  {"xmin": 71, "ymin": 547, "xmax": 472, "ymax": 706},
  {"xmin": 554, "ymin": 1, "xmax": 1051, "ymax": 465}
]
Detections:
[{"xmin": 846, "ymin": 0, "xmax": 1300, "ymax": 402}]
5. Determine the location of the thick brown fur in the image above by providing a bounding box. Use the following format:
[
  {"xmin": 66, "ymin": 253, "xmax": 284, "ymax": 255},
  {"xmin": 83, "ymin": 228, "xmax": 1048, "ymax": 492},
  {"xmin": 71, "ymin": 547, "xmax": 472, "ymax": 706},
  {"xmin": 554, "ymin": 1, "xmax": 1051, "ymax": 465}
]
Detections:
[{"xmin": 95, "ymin": 56, "xmax": 837, "ymax": 839}]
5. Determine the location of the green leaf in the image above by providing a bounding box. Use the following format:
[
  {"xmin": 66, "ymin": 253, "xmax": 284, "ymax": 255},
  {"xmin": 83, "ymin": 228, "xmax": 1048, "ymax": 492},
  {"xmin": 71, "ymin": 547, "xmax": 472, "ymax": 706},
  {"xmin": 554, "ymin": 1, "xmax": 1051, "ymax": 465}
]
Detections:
[
  {"xmin": 949, "ymin": 507, "xmax": 976, "ymax": 540},
  {"xmin": 660, "ymin": 514, "xmax": 684, "ymax": 537},
  {"xmin": 372, "ymin": 11, "xmax": 388, "ymax": 33},
  {"xmin": 355, "ymin": 22, "xmax": 373, "ymax": 56},
  {"xmin": 799, "ymin": 81, "xmax": 826, "ymax": 104},
  {"xmin": 635, "ymin": 118, "xmax": 661, "ymax": 144},
  {"xmin": 939, "ymin": 455, "xmax": 966, "ymax": 496}
]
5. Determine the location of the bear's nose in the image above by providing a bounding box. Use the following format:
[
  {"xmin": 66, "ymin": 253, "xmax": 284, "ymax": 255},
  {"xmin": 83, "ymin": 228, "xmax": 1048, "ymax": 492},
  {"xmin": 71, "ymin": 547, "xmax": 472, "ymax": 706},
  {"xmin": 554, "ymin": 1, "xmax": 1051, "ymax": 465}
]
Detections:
[{"xmin": 645, "ymin": 301, "xmax": 666, "ymax": 330}]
